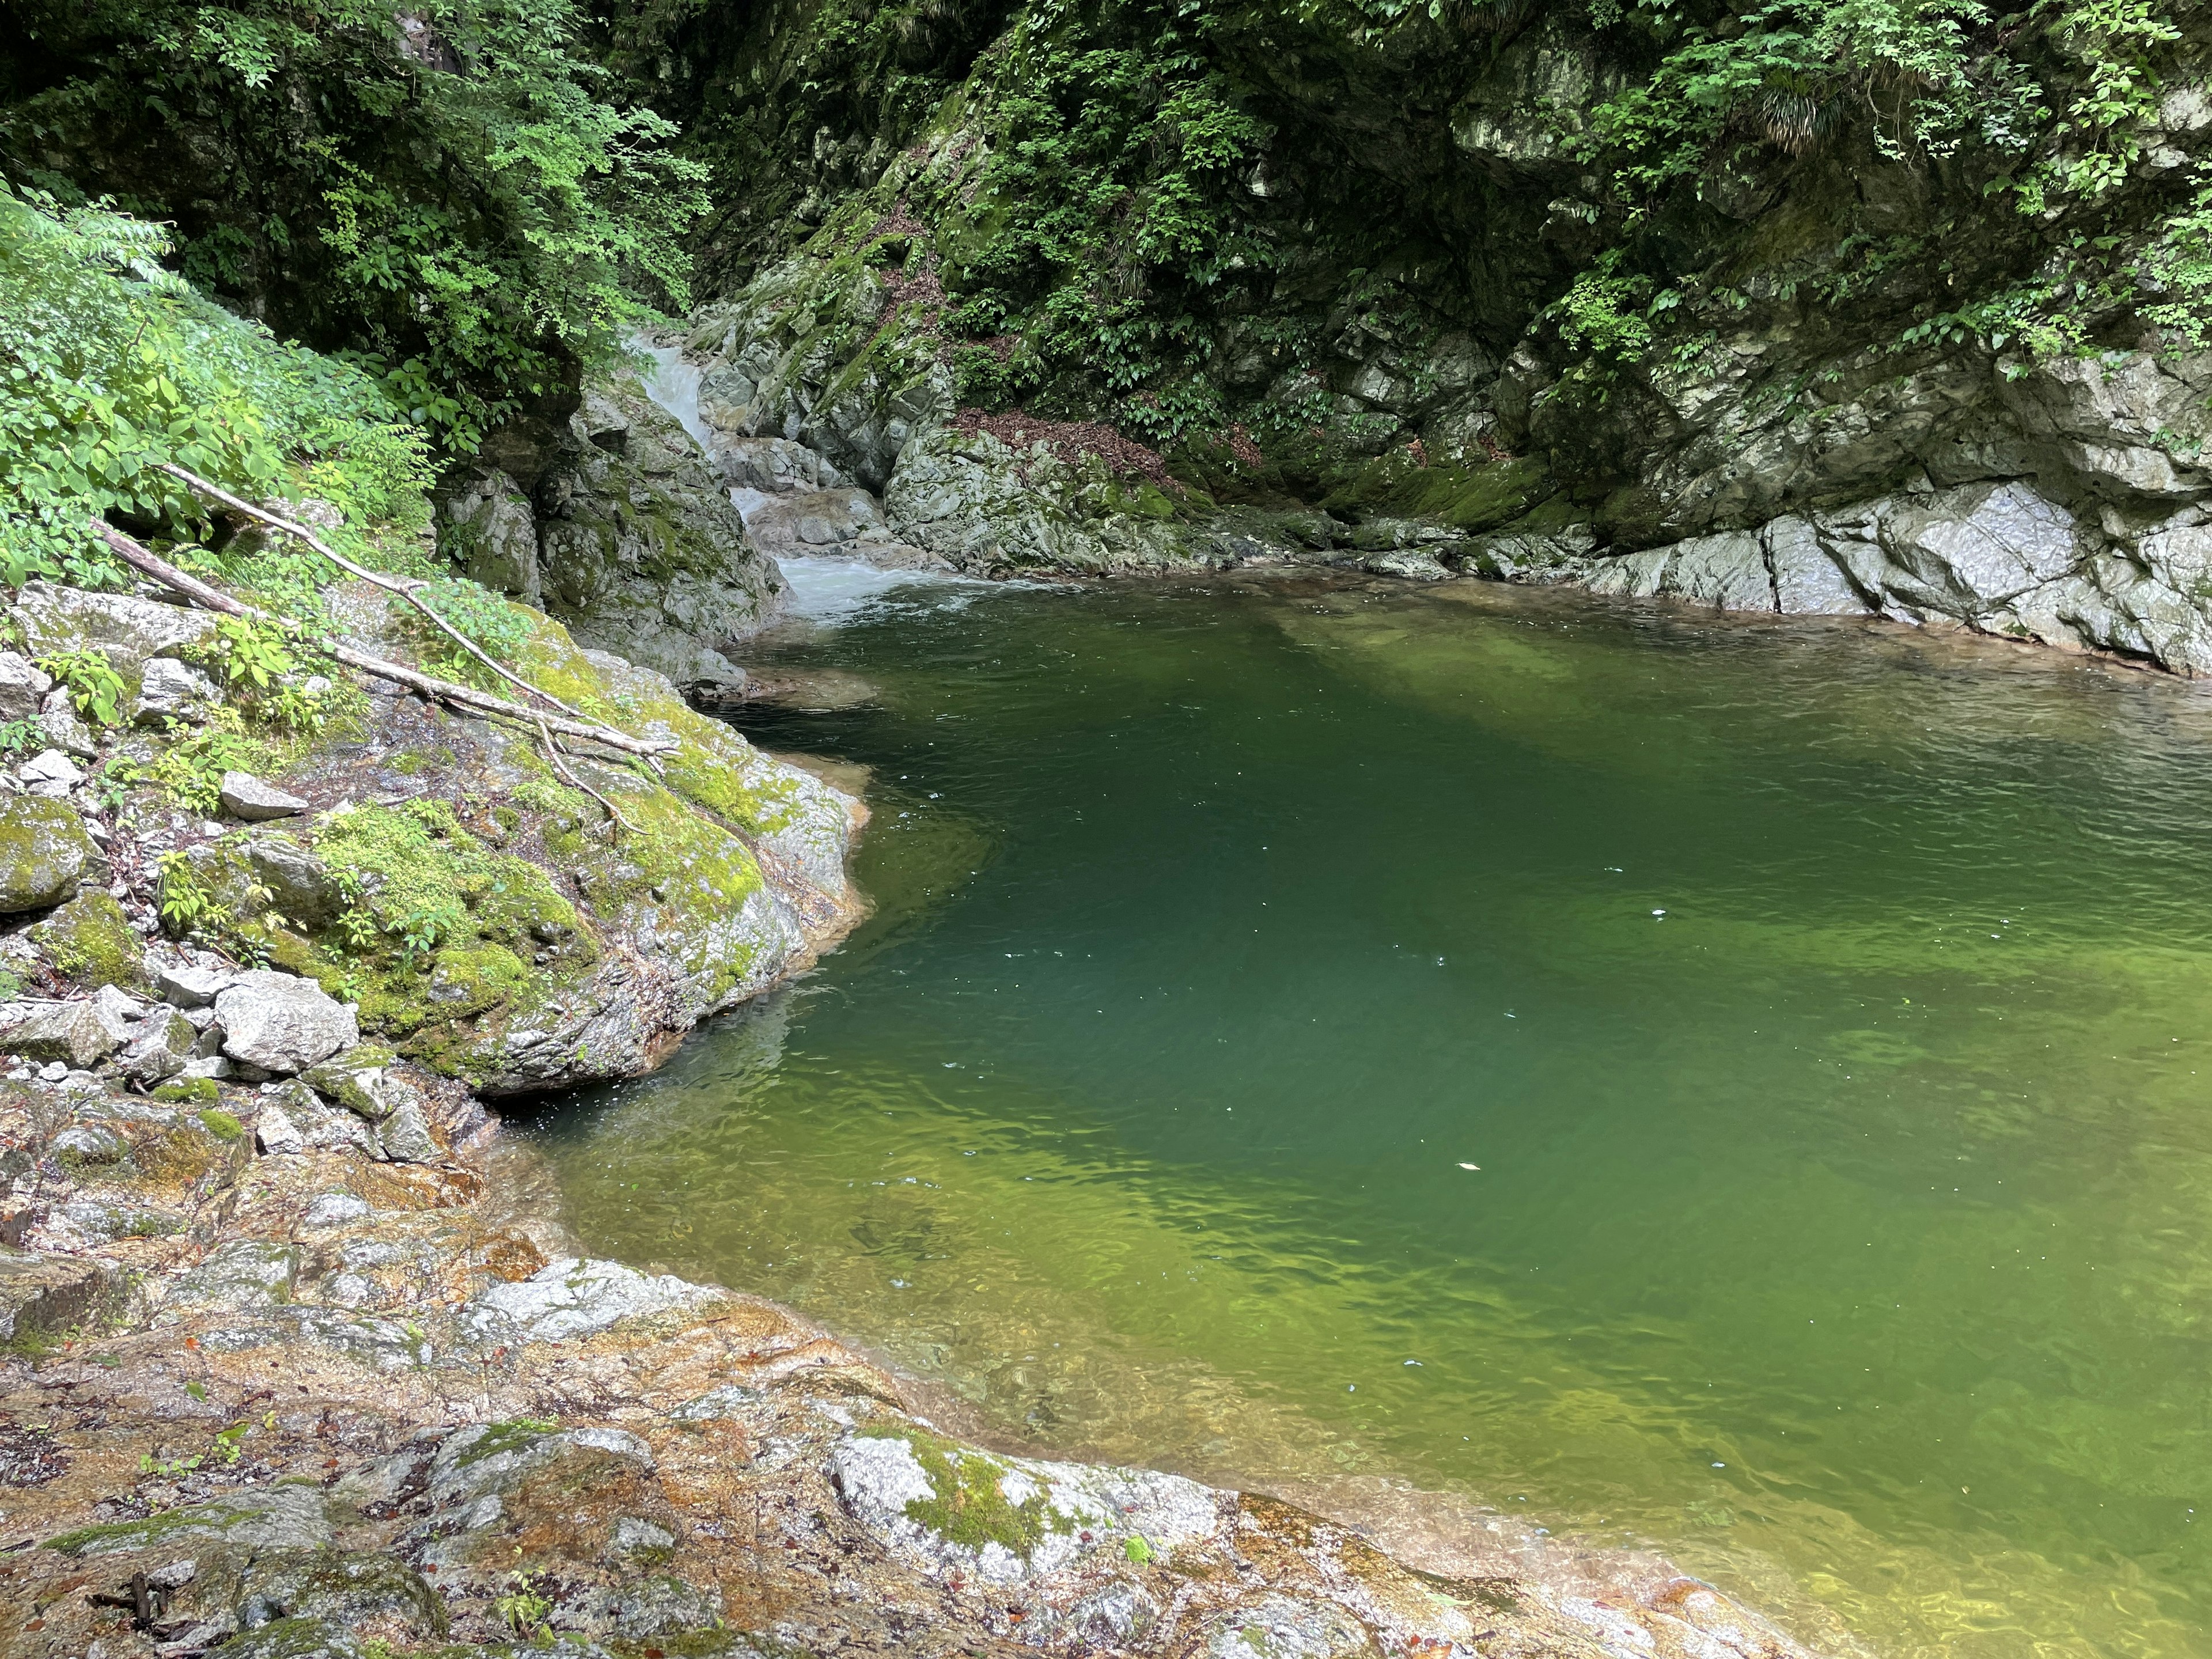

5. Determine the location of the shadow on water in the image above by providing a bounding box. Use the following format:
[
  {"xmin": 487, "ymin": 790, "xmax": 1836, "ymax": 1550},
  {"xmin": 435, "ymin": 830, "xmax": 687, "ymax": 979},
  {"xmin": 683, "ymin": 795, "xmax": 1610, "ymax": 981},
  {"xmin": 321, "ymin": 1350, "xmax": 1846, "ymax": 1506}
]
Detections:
[{"xmin": 514, "ymin": 567, "xmax": 2212, "ymax": 1659}]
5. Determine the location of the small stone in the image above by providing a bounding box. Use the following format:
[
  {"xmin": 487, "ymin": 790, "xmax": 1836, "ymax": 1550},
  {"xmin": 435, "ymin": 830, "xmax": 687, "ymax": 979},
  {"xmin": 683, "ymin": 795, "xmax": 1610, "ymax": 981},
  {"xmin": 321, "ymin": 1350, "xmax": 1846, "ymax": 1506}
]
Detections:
[
  {"xmin": 132, "ymin": 657, "xmax": 222, "ymax": 726},
  {"xmin": 219, "ymin": 772, "xmax": 309, "ymax": 821},
  {"xmin": 378, "ymin": 1099, "xmax": 438, "ymax": 1163},
  {"xmin": 180, "ymin": 1054, "xmax": 235, "ymax": 1081},
  {"xmin": 0, "ymin": 652, "xmax": 53, "ymax": 723},
  {"xmin": 255, "ymin": 1105, "xmax": 304, "ymax": 1155},
  {"xmin": 37, "ymin": 1060, "xmax": 66, "ymax": 1082},
  {"xmin": 157, "ymin": 963, "xmax": 237, "ymax": 1008}
]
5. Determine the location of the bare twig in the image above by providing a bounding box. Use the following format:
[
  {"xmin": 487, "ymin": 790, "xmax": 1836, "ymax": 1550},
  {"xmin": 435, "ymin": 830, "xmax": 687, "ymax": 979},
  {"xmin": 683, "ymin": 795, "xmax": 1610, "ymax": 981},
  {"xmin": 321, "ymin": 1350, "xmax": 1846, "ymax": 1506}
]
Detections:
[
  {"xmin": 156, "ymin": 461, "xmax": 594, "ymax": 725},
  {"xmin": 535, "ymin": 713, "xmax": 638, "ymax": 835},
  {"xmin": 93, "ymin": 522, "xmax": 675, "ymax": 759}
]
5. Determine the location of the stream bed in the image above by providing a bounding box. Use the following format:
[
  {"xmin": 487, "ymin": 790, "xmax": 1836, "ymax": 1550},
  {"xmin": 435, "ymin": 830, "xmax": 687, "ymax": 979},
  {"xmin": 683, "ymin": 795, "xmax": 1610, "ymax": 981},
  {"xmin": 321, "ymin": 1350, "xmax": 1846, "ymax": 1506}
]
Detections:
[{"xmin": 520, "ymin": 565, "xmax": 2212, "ymax": 1659}]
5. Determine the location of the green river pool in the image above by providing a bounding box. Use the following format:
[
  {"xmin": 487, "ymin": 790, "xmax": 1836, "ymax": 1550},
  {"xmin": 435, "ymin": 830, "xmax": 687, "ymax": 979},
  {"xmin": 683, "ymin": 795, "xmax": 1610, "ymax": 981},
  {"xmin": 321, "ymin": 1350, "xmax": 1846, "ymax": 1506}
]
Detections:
[{"xmin": 521, "ymin": 566, "xmax": 2212, "ymax": 1659}]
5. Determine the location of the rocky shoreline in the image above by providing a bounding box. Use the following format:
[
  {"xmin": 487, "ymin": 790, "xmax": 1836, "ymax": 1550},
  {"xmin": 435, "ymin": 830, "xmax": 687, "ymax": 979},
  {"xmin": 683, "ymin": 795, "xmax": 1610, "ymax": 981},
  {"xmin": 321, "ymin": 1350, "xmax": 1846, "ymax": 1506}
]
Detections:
[{"xmin": 0, "ymin": 564, "xmax": 1831, "ymax": 1659}]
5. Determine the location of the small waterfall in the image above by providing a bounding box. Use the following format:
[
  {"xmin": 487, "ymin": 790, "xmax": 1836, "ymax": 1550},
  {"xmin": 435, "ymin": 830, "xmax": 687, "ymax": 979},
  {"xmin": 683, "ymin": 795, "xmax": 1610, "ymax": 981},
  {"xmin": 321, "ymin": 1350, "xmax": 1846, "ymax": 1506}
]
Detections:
[{"xmin": 635, "ymin": 338, "xmax": 717, "ymax": 454}]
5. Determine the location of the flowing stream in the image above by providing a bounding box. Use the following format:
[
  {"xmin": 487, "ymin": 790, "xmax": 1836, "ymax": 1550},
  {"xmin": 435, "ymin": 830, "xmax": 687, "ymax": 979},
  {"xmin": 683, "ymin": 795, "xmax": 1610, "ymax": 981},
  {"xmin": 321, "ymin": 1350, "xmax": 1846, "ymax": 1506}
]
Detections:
[{"xmin": 521, "ymin": 564, "xmax": 2212, "ymax": 1659}]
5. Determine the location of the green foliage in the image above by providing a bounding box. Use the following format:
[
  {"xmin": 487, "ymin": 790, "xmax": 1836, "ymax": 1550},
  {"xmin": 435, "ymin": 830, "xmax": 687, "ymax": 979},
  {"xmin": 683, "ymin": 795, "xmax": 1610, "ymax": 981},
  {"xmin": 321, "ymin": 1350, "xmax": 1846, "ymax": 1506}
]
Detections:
[
  {"xmin": 202, "ymin": 617, "xmax": 300, "ymax": 694},
  {"xmin": 121, "ymin": 711, "xmax": 272, "ymax": 815},
  {"xmin": 35, "ymin": 648, "xmax": 125, "ymax": 726},
  {"xmin": 495, "ymin": 1570, "xmax": 554, "ymax": 1640},
  {"xmin": 154, "ymin": 851, "xmax": 218, "ymax": 932},
  {"xmin": 3, "ymin": 0, "xmax": 710, "ymax": 452},
  {"xmin": 1581, "ymin": 0, "xmax": 2043, "ymax": 196},
  {"xmin": 0, "ymin": 186, "xmax": 434, "ymax": 582},
  {"xmin": 406, "ymin": 577, "xmax": 531, "ymax": 681},
  {"xmin": 931, "ymin": 8, "xmax": 1270, "ymax": 437}
]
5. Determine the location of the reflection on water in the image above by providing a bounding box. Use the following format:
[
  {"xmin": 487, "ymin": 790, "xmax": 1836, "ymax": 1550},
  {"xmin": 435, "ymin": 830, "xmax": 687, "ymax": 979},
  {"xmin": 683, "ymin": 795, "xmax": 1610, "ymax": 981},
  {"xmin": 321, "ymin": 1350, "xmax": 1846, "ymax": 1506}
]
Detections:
[{"xmin": 520, "ymin": 575, "xmax": 2212, "ymax": 1659}]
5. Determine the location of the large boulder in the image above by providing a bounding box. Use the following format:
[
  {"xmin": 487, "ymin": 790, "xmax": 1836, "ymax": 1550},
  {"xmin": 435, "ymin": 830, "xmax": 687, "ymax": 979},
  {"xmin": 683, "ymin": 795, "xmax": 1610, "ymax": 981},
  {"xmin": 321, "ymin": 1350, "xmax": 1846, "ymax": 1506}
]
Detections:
[
  {"xmin": 215, "ymin": 969, "xmax": 358, "ymax": 1074},
  {"xmin": 528, "ymin": 370, "xmax": 784, "ymax": 688},
  {"xmin": 11, "ymin": 580, "xmax": 218, "ymax": 695},
  {"xmin": 0, "ymin": 796, "xmax": 95, "ymax": 911},
  {"xmin": 0, "ymin": 998, "xmax": 124, "ymax": 1066}
]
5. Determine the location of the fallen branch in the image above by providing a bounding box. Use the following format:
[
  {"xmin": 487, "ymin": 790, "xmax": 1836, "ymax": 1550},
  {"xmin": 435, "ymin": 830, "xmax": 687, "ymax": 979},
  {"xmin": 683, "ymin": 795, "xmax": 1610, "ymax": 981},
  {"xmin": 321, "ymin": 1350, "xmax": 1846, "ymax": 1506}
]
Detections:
[
  {"xmin": 93, "ymin": 522, "xmax": 675, "ymax": 759},
  {"xmin": 535, "ymin": 714, "xmax": 639, "ymax": 836},
  {"xmin": 156, "ymin": 461, "xmax": 593, "ymax": 725}
]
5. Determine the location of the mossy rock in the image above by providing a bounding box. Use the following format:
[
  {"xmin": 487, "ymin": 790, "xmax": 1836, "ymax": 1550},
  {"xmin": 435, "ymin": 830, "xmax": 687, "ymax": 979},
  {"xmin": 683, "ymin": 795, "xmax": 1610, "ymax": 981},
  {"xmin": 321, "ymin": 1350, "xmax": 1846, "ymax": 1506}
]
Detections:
[
  {"xmin": 28, "ymin": 889, "xmax": 146, "ymax": 990},
  {"xmin": 0, "ymin": 796, "xmax": 94, "ymax": 914}
]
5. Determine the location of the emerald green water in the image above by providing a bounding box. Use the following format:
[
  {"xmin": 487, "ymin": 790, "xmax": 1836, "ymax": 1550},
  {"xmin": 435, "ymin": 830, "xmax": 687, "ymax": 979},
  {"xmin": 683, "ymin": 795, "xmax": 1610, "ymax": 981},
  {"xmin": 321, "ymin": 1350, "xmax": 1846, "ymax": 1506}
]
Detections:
[{"xmin": 523, "ymin": 570, "xmax": 2212, "ymax": 1659}]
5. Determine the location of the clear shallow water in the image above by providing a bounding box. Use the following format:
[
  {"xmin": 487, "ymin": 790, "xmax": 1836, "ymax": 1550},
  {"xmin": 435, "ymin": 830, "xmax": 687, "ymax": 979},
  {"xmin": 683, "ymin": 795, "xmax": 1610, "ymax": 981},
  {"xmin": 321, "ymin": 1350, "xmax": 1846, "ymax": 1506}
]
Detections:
[{"xmin": 521, "ymin": 569, "xmax": 2212, "ymax": 1659}]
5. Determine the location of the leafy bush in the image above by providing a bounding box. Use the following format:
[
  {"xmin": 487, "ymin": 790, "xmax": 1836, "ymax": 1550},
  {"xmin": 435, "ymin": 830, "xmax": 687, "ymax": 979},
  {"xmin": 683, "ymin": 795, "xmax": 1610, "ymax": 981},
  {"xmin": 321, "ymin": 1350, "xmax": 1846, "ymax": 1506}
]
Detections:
[
  {"xmin": 3, "ymin": 0, "xmax": 709, "ymax": 452},
  {"xmin": 0, "ymin": 185, "xmax": 433, "ymax": 583}
]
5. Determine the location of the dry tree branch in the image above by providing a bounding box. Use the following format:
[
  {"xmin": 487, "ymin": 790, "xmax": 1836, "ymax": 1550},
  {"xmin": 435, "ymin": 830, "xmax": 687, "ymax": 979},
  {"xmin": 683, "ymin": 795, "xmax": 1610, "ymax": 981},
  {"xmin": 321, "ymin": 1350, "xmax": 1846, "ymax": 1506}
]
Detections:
[
  {"xmin": 156, "ymin": 461, "xmax": 595, "ymax": 725},
  {"xmin": 535, "ymin": 713, "xmax": 639, "ymax": 836},
  {"xmin": 93, "ymin": 522, "xmax": 676, "ymax": 760}
]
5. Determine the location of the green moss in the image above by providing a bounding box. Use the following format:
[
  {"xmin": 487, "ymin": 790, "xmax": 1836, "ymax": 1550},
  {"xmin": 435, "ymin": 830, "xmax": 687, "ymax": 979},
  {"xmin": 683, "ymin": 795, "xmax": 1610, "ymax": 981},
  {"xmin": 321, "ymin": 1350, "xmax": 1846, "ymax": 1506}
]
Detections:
[
  {"xmin": 857, "ymin": 1427, "xmax": 1074, "ymax": 1558},
  {"xmin": 31, "ymin": 889, "xmax": 149, "ymax": 988},
  {"xmin": 1323, "ymin": 452, "xmax": 1552, "ymax": 533},
  {"xmin": 194, "ymin": 1101, "xmax": 241, "ymax": 1131},
  {"xmin": 453, "ymin": 1418, "xmax": 560, "ymax": 1468}
]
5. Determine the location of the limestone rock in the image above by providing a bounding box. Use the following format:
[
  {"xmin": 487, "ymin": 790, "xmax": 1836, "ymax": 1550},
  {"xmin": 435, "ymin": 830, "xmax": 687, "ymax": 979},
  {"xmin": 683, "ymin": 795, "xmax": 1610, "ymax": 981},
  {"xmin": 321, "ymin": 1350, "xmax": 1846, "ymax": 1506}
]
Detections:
[
  {"xmin": 0, "ymin": 794, "xmax": 93, "ymax": 912},
  {"xmin": 215, "ymin": 969, "xmax": 359, "ymax": 1074},
  {"xmin": 36, "ymin": 691, "xmax": 96, "ymax": 760},
  {"xmin": 245, "ymin": 834, "xmax": 343, "ymax": 923},
  {"xmin": 11, "ymin": 580, "xmax": 219, "ymax": 694},
  {"xmin": 0, "ymin": 651, "xmax": 53, "ymax": 722},
  {"xmin": 256, "ymin": 1103, "xmax": 305, "ymax": 1154},
  {"xmin": 459, "ymin": 1256, "xmax": 724, "ymax": 1345},
  {"xmin": 0, "ymin": 999, "xmax": 122, "ymax": 1067},
  {"xmin": 18, "ymin": 745, "xmax": 85, "ymax": 797},
  {"xmin": 29, "ymin": 890, "xmax": 146, "ymax": 988},
  {"xmin": 221, "ymin": 771, "xmax": 310, "ymax": 821},
  {"xmin": 302, "ymin": 1044, "xmax": 405, "ymax": 1120},
  {"xmin": 116, "ymin": 1006, "xmax": 196, "ymax": 1085},
  {"xmin": 528, "ymin": 369, "xmax": 782, "ymax": 688},
  {"xmin": 376, "ymin": 1097, "xmax": 438, "ymax": 1162},
  {"xmin": 133, "ymin": 656, "xmax": 222, "ymax": 725},
  {"xmin": 159, "ymin": 961, "xmax": 238, "ymax": 1007}
]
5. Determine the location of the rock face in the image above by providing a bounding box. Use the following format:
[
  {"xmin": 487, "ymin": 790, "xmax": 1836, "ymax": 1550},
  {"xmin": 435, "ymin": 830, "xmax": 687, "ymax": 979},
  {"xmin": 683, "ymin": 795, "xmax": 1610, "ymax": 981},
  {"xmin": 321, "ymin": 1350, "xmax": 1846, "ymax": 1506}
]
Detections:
[
  {"xmin": 580, "ymin": 2, "xmax": 2212, "ymax": 671},
  {"xmin": 436, "ymin": 370, "xmax": 786, "ymax": 688}
]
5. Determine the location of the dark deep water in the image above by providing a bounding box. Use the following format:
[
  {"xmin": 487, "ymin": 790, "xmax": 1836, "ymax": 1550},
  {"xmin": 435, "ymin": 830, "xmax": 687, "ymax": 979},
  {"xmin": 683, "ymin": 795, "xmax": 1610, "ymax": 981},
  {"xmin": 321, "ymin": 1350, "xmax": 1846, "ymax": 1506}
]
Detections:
[{"xmin": 525, "ymin": 565, "xmax": 2212, "ymax": 1659}]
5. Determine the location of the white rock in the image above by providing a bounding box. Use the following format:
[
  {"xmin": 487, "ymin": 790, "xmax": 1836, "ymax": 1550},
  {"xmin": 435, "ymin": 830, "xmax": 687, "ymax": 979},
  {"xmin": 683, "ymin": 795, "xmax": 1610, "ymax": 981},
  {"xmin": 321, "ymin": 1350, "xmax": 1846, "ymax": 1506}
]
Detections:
[
  {"xmin": 133, "ymin": 657, "xmax": 222, "ymax": 726},
  {"xmin": 255, "ymin": 1105, "xmax": 304, "ymax": 1155},
  {"xmin": 19, "ymin": 749, "xmax": 84, "ymax": 792},
  {"xmin": 459, "ymin": 1257, "xmax": 722, "ymax": 1345},
  {"xmin": 302, "ymin": 1192, "xmax": 372, "ymax": 1228},
  {"xmin": 0, "ymin": 652, "xmax": 54, "ymax": 723},
  {"xmin": 215, "ymin": 969, "xmax": 358, "ymax": 1074},
  {"xmin": 158, "ymin": 963, "xmax": 238, "ymax": 1007},
  {"xmin": 218, "ymin": 772, "xmax": 309, "ymax": 821}
]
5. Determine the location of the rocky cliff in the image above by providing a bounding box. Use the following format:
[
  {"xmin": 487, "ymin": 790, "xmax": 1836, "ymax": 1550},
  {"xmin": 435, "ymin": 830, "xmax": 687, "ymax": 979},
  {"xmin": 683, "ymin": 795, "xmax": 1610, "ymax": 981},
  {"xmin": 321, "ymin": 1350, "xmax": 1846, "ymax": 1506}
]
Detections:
[{"xmin": 583, "ymin": 0, "xmax": 2212, "ymax": 670}]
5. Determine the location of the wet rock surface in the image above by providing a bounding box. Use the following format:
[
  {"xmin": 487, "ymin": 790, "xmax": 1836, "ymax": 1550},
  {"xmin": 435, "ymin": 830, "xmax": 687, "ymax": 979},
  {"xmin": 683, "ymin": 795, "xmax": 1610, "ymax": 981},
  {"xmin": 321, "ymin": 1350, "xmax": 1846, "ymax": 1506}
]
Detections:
[{"xmin": 0, "ymin": 1056, "xmax": 1821, "ymax": 1659}]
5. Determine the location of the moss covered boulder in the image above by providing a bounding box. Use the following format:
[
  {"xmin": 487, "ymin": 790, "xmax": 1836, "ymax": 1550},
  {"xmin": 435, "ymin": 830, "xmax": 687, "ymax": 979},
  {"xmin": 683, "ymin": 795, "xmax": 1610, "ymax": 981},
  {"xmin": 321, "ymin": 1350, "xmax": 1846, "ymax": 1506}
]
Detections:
[
  {"xmin": 0, "ymin": 796, "xmax": 95, "ymax": 913},
  {"xmin": 28, "ymin": 889, "xmax": 146, "ymax": 988}
]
